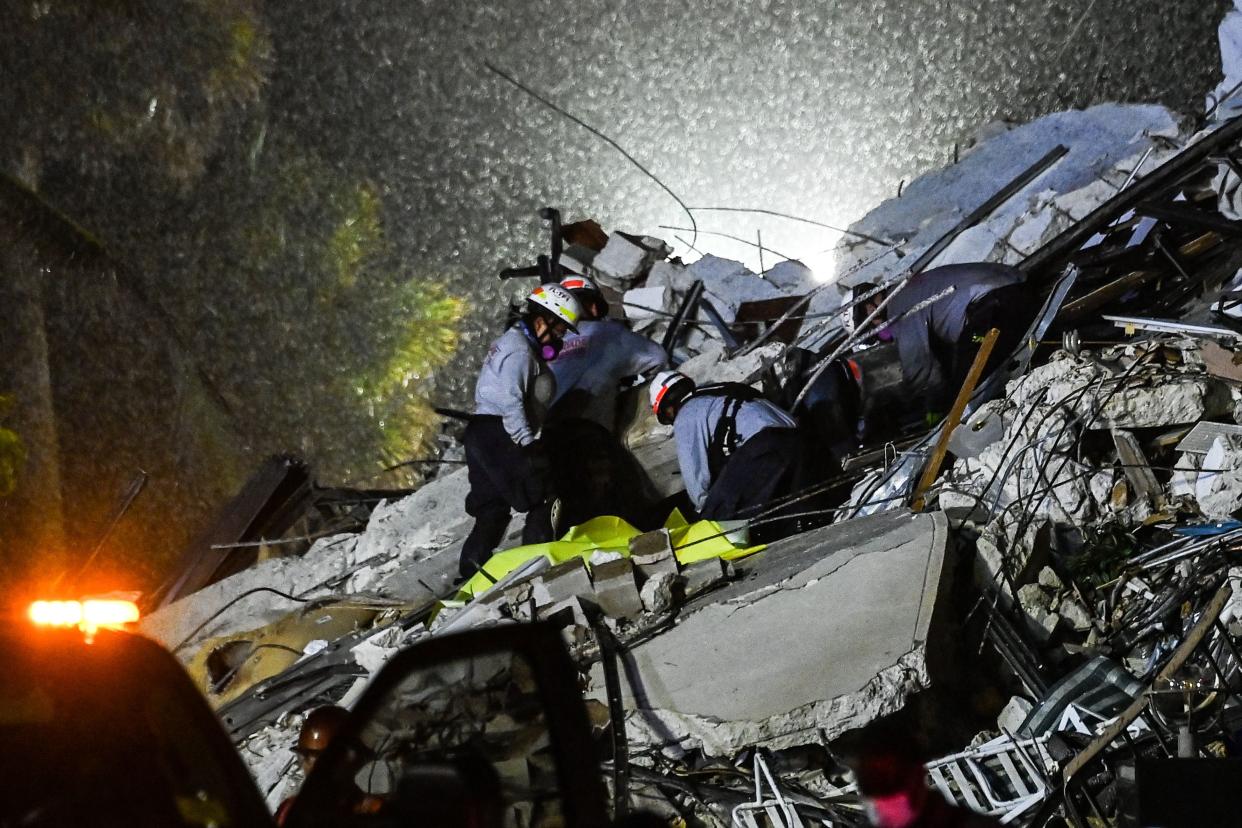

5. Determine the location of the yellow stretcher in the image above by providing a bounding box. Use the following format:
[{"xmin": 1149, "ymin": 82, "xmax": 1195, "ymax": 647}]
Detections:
[{"xmin": 456, "ymin": 509, "xmax": 764, "ymax": 600}]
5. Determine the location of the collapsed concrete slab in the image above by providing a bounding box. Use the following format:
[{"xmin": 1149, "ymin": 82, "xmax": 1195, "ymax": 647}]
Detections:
[
  {"xmin": 812, "ymin": 103, "xmax": 1184, "ymax": 330},
  {"xmin": 589, "ymin": 510, "xmax": 951, "ymax": 757}
]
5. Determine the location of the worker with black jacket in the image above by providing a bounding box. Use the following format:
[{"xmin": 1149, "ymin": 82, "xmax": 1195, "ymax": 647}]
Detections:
[
  {"xmin": 543, "ymin": 274, "xmax": 668, "ymax": 527},
  {"xmin": 852, "ymin": 262, "xmax": 1034, "ymax": 423},
  {"xmin": 650, "ymin": 371, "xmax": 828, "ymax": 540},
  {"xmin": 459, "ymin": 283, "xmax": 584, "ymax": 579}
]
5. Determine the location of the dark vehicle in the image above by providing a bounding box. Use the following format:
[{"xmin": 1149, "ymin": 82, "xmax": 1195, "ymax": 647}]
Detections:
[
  {"xmin": 1, "ymin": 614, "xmax": 608, "ymax": 828},
  {"xmin": 0, "ymin": 625, "xmax": 274, "ymax": 827}
]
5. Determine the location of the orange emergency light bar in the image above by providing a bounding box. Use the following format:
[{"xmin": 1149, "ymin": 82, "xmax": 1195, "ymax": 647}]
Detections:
[{"xmin": 28, "ymin": 599, "xmax": 140, "ymax": 634}]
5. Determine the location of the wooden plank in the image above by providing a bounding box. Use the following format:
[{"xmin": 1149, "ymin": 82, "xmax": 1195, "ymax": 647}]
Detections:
[
  {"xmin": 911, "ymin": 328, "xmax": 1000, "ymax": 512},
  {"xmin": 1201, "ymin": 340, "xmax": 1242, "ymax": 383},
  {"xmin": 1062, "ymin": 583, "xmax": 1233, "ymax": 781},
  {"xmin": 1136, "ymin": 201, "xmax": 1242, "ymax": 237},
  {"xmin": 1060, "ymin": 270, "xmax": 1157, "ymax": 321}
]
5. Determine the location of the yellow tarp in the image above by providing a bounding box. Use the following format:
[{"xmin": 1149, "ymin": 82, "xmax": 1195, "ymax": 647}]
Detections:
[{"xmin": 456, "ymin": 510, "xmax": 764, "ymax": 600}]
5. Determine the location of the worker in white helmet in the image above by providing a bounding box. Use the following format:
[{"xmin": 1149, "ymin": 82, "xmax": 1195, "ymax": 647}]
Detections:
[
  {"xmin": 649, "ymin": 370, "xmax": 833, "ymax": 540},
  {"xmin": 459, "ymin": 284, "xmax": 584, "ymax": 579}
]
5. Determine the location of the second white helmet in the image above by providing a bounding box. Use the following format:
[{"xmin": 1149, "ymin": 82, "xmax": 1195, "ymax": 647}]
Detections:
[{"xmin": 649, "ymin": 370, "xmax": 695, "ymax": 424}]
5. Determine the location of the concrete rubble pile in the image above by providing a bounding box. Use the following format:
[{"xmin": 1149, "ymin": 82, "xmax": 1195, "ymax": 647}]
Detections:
[{"xmin": 133, "ymin": 7, "xmax": 1242, "ymax": 824}]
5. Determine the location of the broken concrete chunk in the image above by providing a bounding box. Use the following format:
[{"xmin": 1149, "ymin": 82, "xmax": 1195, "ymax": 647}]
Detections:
[
  {"xmin": 640, "ymin": 571, "xmax": 677, "ymax": 615},
  {"xmin": 531, "ymin": 558, "xmax": 592, "ymax": 608},
  {"xmin": 538, "ymin": 595, "xmax": 590, "ymax": 629},
  {"xmin": 997, "ymin": 695, "xmax": 1034, "ymax": 735},
  {"xmin": 1018, "ymin": 583, "xmax": 1052, "ymax": 614},
  {"xmin": 1037, "ymin": 566, "xmax": 1063, "ymax": 591},
  {"xmin": 1017, "ymin": 583, "xmax": 1061, "ymax": 642},
  {"xmin": 975, "ymin": 518, "xmax": 1051, "ymax": 595},
  {"xmin": 688, "ymin": 254, "xmax": 785, "ymax": 324},
  {"xmin": 1195, "ymin": 434, "xmax": 1242, "ymax": 519},
  {"xmin": 629, "ymin": 528, "xmax": 678, "ymax": 579},
  {"xmin": 762, "ymin": 260, "xmax": 816, "ymax": 292},
  {"xmin": 623, "ymin": 285, "xmax": 673, "ymax": 320},
  {"xmin": 680, "ymin": 557, "xmax": 731, "ymax": 601},
  {"xmin": 591, "ymin": 557, "xmax": 644, "ymax": 620},
  {"xmin": 588, "ymin": 550, "xmax": 624, "ymax": 567},
  {"xmin": 630, "ymin": 527, "xmax": 674, "ymax": 559},
  {"xmin": 593, "ymin": 232, "xmax": 670, "ymax": 291},
  {"xmin": 1059, "ymin": 598, "xmax": 1095, "ymax": 632},
  {"xmin": 646, "ymin": 260, "xmax": 696, "ymax": 293},
  {"xmin": 678, "ymin": 341, "xmax": 786, "ymax": 387},
  {"xmin": 1100, "ymin": 376, "xmax": 1233, "ymax": 430}
]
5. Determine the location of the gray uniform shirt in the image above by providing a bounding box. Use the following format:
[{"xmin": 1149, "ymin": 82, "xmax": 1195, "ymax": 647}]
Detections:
[
  {"xmin": 549, "ymin": 318, "xmax": 668, "ymax": 430},
  {"xmin": 674, "ymin": 394, "xmax": 797, "ymax": 509},
  {"xmin": 474, "ymin": 325, "xmax": 556, "ymax": 447},
  {"xmin": 883, "ymin": 262, "xmax": 1024, "ymax": 407}
]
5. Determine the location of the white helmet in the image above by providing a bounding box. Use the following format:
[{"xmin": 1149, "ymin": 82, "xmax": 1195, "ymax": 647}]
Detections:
[
  {"xmin": 649, "ymin": 370, "xmax": 694, "ymax": 424},
  {"xmin": 558, "ymin": 274, "xmax": 601, "ymax": 294},
  {"xmin": 527, "ymin": 283, "xmax": 583, "ymax": 332},
  {"xmin": 559, "ymin": 274, "xmax": 608, "ymax": 318}
]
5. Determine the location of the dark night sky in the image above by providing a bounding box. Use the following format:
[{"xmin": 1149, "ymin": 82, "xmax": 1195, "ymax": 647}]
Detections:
[{"xmin": 266, "ymin": 0, "xmax": 1229, "ymax": 283}]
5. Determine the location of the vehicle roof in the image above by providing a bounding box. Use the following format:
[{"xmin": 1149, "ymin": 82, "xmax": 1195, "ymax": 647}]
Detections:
[{"xmin": 0, "ymin": 626, "xmax": 275, "ymax": 827}]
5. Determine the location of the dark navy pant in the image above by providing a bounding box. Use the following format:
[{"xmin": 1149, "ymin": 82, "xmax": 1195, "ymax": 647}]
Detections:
[
  {"xmin": 460, "ymin": 416, "xmax": 554, "ymax": 578},
  {"xmin": 700, "ymin": 427, "xmax": 830, "ymax": 542}
]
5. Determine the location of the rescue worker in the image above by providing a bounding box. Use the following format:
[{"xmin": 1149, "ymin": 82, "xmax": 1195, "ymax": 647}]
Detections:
[
  {"xmin": 853, "ymin": 725, "xmax": 1000, "ymax": 828},
  {"xmin": 650, "ymin": 370, "xmax": 829, "ymax": 540},
  {"xmin": 548, "ymin": 274, "xmax": 668, "ymax": 430},
  {"xmin": 853, "ymin": 262, "xmax": 1034, "ymax": 424},
  {"xmin": 459, "ymin": 283, "xmax": 584, "ymax": 579},
  {"xmin": 276, "ymin": 705, "xmax": 382, "ymax": 825},
  {"xmin": 544, "ymin": 274, "xmax": 668, "ymax": 527}
]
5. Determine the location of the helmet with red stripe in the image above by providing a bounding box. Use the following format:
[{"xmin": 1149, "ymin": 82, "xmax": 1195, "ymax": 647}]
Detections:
[
  {"xmin": 559, "ymin": 274, "xmax": 608, "ymax": 320},
  {"xmin": 649, "ymin": 370, "xmax": 695, "ymax": 425}
]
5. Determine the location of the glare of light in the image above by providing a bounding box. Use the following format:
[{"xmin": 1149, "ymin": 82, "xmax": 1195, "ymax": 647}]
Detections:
[
  {"xmin": 799, "ymin": 228, "xmax": 845, "ymax": 283},
  {"xmin": 28, "ymin": 600, "xmax": 82, "ymax": 628},
  {"xmin": 801, "ymin": 248, "xmax": 840, "ymax": 283},
  {"xmin": 81, "ymin": 599, "xmax": 141, "ymax": 634},
  {"xmin": 28, "ymin": 599, "xmax": 140, "ymax": 635}
]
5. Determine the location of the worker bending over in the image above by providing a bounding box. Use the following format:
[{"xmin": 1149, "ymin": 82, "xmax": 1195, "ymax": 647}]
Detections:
[
  {"xmin": 650, "ymin": 371, "xmax": 828, "ymax": 540},
  {"xmin": 459, "ymin": 283, "xmax": 583, "ymax": 579},
  {"xmin": 544, "ymin": 275, "xmax": 668, "ymax": 526},
  {"xmin": 853, "ymin": 262, "xmax": 1033, "ymax": 422},
  {"xmin": 549, "ymin": 275, "xmax": 668, "ymax": 428}
]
